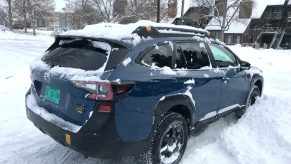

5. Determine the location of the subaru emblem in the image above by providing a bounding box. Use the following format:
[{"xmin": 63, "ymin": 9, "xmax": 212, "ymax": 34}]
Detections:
[{"xmin": 43, "ymin": 72, "xmax": 50, "ymax": 83}]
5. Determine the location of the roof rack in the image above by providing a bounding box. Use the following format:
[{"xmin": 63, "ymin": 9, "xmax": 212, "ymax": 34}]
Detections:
[{"xmin": 132, "ymin": 26, "xmax": 210, "ymax": 38}]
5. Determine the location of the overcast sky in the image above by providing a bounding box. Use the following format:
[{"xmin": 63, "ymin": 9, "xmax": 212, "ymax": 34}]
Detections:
[{"xmin": 55, "ymin": 0, "xmax": 66, "ymax": 12}]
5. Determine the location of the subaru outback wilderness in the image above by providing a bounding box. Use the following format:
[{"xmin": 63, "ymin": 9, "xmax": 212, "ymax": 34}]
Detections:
[{"xmin": 25, "ymin": 21, "xmax": 263, "ymax": 164}]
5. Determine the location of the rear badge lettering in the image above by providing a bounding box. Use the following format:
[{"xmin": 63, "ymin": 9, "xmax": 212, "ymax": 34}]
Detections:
[
  {"xmin": 75, "ymin": 104, "xmax": 85, "ymax": 114},
  {"xmin": 43, "ymin": 72, "xmax": 50, "ymax": 83}
]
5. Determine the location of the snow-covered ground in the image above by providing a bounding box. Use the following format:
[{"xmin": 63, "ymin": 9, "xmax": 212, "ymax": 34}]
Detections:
[{"xmin": 0, "ymin": 31, "xmax": 291, "ymax": 164}]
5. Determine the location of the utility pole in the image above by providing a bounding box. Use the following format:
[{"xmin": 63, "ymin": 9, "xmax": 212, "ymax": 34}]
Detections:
[
  {"xmin": 23, "ymin": 0, "xmax": 27, "ymax": 33},
  {"xmin": 180, "ymin": 0, "xmax": 185, "ymax": 25},
  {"xmin": 157, "ymin": 0, "xmax": 160, "ymax": 23},
  {"xmin": 7, "ymin": 0, "xmax": 13, "ymax": 30}
]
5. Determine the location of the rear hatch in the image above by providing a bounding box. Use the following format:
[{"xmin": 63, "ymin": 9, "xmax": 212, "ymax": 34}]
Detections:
[{"xmin": 30, "ymin": 36, "xmax": 130, "ymax": 126}]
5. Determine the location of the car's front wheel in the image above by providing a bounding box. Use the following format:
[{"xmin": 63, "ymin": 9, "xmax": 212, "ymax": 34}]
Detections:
[
  {"xmin": 138, "ymin": 112, "xmax": 188, "ymax": 164},
  {"xmin": 236, "ymin": 85, "xmax": 261, "ymax": 118}
]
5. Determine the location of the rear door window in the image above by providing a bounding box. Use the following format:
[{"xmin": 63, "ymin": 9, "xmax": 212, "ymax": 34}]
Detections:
[
  {"xmin": 42, "ymin": 38, "xmax": 129, "ymax": 71},
  {"xmin": 175, "ymin": 42, "xmax": 210, "ymax": 69},
  {"xmin": 141, "ymin": 44, "xmax": 173, "ymax": 68}
]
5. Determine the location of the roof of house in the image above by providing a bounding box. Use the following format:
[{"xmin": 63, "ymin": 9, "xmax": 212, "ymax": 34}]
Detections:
[
  {"xmin": 176, "ymin": 0, "xmax": 290, "ymax": 33},
  {"xmin": 175, "ymin": 0, "xmax": 291, "ymax": 18},
  {"xmin": 251, "ymin": 0, "xmax": 291, "ymax": 18},
  {"xmin": 175, "ymin": 0, "xmax": 214, "ymax": 18},
  {"xmin": 205, "ymin": 18, "xmax": 251, "ymax": 33}
]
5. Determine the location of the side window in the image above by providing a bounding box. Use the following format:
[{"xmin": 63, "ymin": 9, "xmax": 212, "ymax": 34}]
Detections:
[
  {"xmin": 141, "ymin": 44, "xmax": 173, "ymax": 68},
  {"xmin": 175, "ymin": 42, "xmax": 210, "ymax": 69},
  {"xmin": 209, "ymin": 44, "xmax": 237, "ymax": 67}
]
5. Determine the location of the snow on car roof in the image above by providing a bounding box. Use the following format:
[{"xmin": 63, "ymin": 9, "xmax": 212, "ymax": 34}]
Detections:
[{"xmin": 60, "ymin": 20, "xmax": 207, "ymax": 42}]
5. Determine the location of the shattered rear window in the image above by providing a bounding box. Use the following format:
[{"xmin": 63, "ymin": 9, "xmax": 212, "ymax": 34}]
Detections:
[{"xmin": 42, "ymin": 38, "xmax": 129, "ymax": 71}]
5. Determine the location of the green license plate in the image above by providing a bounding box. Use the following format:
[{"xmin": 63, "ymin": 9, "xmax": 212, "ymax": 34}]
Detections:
[{"xmin": 44, "ymin": 85, "xmax": 61, "ymax": 104}]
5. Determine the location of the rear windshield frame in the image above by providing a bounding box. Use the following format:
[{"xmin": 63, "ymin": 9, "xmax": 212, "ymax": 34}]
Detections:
[{"xmin": 42, "ymin": 36, "xmax": 130, "ymax": 71}]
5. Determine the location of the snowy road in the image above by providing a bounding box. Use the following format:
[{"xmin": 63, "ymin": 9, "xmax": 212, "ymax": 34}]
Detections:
[{"xmin": 0, "ymin": 32, "xmax": 291, "ymax": 164}]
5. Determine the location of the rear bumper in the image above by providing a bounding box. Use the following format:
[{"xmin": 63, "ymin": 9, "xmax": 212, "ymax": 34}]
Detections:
[{"xmin": 25, "ymin": 90, "xmax": 149, "ymax": 159}]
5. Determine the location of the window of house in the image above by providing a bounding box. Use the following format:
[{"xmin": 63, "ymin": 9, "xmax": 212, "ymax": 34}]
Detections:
[
  {"xmin": 209, "ymin": 44, "xmax": 237, "ymax": 67},
  {"xmin": 224, "ymin": 35, "xmax": 228, "ymax": 43},
  {"xmin": 228, "ymin": 35, "xmax": 232, "ymax": 44},
  {"xmin": 225, "ymin": 34, "xmax": 232, "ymax": 44},
  {"xmin": 141, "ymin": 44, "xmax": 173, "ymax": 68},
  {"xmin": 214, "ymin": 31, "xmax": 221, "ymax": 40},
  {"xmin": 237, "ymin": 35, "xmax": 241, "ymax": 44},
  {"xmin": 175, "ymin": 42, "xmax": 210, "ymax": 69},
  {"xmin": 233, "ymin": 35, "xmax": 237, "ymax": 44}
]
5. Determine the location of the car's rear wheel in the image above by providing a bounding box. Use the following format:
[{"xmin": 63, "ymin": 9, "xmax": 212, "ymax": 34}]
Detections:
[
  {"xmin": 236, "ymin": 85, "xmax": 261, "ymax": 118},
  {"xmin": 138, "ymin": 112, "xmax": 188, "ymax": 164}
]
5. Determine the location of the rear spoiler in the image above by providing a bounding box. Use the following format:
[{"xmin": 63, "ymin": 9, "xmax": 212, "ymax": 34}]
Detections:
[{"xmin": 46, "ymin": 35, "xmax": 133, "ymax": 52}]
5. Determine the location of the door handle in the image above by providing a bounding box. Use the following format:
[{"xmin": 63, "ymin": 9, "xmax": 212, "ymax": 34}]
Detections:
[{"xmin": 223, "ymin": 77, "xmax": 230, "ymax": 83}]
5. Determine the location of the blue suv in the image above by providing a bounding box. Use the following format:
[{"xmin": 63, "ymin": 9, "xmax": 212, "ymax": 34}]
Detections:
[{"xmin": 25, "ymin": 22, "xmax": 263, "ymax": 164}]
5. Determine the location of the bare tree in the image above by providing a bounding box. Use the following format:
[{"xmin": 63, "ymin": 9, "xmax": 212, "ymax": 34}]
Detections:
[
  {"xmin": 179, "ymin": 0, "xmax": 212, "ymax": 28},
  {"xmin": 113, "ymin": 0, "xmax": 127, "ymax": 18},
  {"xmin": 64, "ymin": 0, "xmax": 170, "ymax": 27},
  {"xmin": 125, "ymin": 0, "xmax": 169, "ymax": 22},
  {"xmin": 92, "ymin": 0, "xmax": 115, "ymax": 22},
  {"xmin": 65, "ymin": 0, "xmax": 103, "ymax": 29},
  {"xmin": 0, "ymin": 5, "xmax": 8, "ymax": 27},
  {"xmin": 26, "ymin": 0, "xmax": 53, "ymax": 35},
  {"xmin": 192, "ymin": 0, "xmax": 242, "ymax": 41},
  {"xmin": 214, "ymin": 0, "xmax": 240, "ymax": 41},
  {"xmin": 6, "ymin": 0, "xmax": 13, "ymax": 30},
  {"xmin": 11, "ymin": 0, "xmax": 27, "ymax": 29},
  {"xmin": 125, "ymin": 0, "xmax": 153, "ymax": 20},
  {"xmin": 23, "ymin": 0, "xmax": 27, "ymax": 33}
]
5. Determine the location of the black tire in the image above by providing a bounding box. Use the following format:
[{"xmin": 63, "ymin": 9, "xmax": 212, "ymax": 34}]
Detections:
[
  {"xmin": 137, "ymin": 112, "xmax": 188, "ymax": 164},
  {"xmin": 236, "ymin": 85, "xmax": 261, "ymax": 118}
]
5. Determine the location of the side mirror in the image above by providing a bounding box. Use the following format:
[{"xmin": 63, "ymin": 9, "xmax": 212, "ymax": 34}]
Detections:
[{"xmin": 240, "ymin": 61, "xmax": 251, "ymax": 70}]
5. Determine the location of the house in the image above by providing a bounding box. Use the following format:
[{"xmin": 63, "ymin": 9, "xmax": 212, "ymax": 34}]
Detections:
[
  {"xmin": 51, "ymin": 1, "xmax": 68, "ymax": 32},
  {"xmin": 52, "ymin": 11, "xmax": 68, "ymax": 32},
  {"xmin": 170, "ymin": 0, "xmax": 291, "ymax": 48},
  {"xmin": 205, "ymin": 0, "xmax": 253, "ymax": 45},
  {"xmin": 250, "ymin": 1, "xmax": 291, "ymax": 48}
]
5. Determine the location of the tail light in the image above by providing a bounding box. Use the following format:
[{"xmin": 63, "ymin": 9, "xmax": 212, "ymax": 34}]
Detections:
[
  {"xmin": 99, "ymin": 105, "xmax": 112, "ymax": 112},
  {"xmin": 112, "ymin": 84, "xmax": 134, "ymax": 94},
  {"xmin": 71, "ymin": 81, "xmax": 113, "ymax": 101},
  {"xmin": 71, "ymin": 80, "xmax": 134, "ymax": 101}
]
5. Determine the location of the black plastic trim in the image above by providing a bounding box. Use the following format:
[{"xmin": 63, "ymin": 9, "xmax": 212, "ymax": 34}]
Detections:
[{"xmin": 150, "ymin": 94, "xmax": 195, "ymax": 139}]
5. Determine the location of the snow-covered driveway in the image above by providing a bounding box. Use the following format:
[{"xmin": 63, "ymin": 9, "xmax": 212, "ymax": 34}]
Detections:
[{"xmin": 0, "ymin": 32, "xmax": 291, "ymax": 164}]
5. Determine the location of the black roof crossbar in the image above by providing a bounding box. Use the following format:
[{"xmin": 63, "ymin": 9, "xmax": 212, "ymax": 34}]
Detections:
[{"xmin": 132, "ymin": 26, "xmax": 210, "ymax": 38}]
